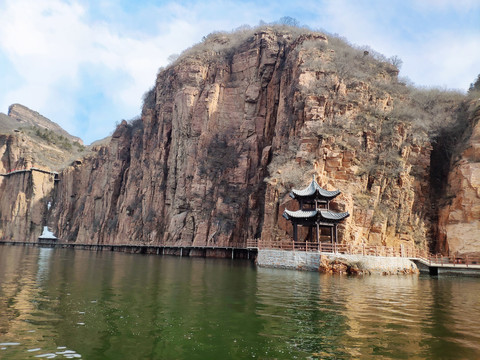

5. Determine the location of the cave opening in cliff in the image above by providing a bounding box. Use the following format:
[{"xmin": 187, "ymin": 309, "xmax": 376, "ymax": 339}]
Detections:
[{"xmin": 428, "ymin": 102, "xmax": 472, "ymax": 253}]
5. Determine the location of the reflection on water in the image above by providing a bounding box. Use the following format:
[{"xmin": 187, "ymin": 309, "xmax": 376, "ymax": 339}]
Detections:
[
  {"xmin": 36, "ymin": 248, "xmax": 53, "ymax": 285},
  {"xmin": 0, "ymin": 246, "xmax": 479, "ymax": 359}
]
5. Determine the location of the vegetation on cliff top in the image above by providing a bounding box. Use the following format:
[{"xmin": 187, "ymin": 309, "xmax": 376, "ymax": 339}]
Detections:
[
  {"xmin": 140, "ymin": 23, "xmax": 473, "ymax": 200},
  {"xmin": 133, "ymin": 23, "xmax": 475, "ymax": 248}
]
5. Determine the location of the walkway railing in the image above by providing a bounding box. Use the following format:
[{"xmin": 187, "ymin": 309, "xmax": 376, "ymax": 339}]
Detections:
[
  {"xmin": 417, "ymin": 254, "xmax": 480, "ymax": 267},
  {"xmin": 247, "ymin": 238, "xmax": 428, "ymax": 258},
  {"xmin": 247, "ymin": 238, "xmax": 480, "ymax": 266},
  {"xmin": 0, "ymin": 167, "xmax": 59, "ymax": 177}
]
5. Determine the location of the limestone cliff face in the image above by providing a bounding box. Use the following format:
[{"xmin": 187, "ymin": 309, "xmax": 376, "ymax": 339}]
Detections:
[
  {"xmin": 261, "ymin": 51, "xmax": 433, "ymax": 250},
  {"xmin": 51, "ymin": 29, "xmax": 309, "ymax": 245},
  {"xmin": 0, "ymin": 171, "xmax": 55, "ymax": 242},
  {"xmin": 48, "ymin": 28, "xmax": 435, "ymax": 249},
  {"xmin": 438, "ymin": 100, "xmax": 480, "ymax": 255},
  {"xmin": 0, "ymin": 134, "xmax": 57, "ymax": 241},
  {"xmin": 0, "ymin": 134, "xmax": 33, "ymax": 173},
  {"xmin": 0, "ymin": 107, "xmax": 84, "ymax": 241},
  {"xmin": 1, "ymin": 27, "xmax": 475, "ymax": 254}
]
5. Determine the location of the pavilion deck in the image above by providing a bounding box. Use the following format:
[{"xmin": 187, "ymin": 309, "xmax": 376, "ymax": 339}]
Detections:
[{"xmin": 246, "ymin": 239, "xmax": 480, "ymax": 269}]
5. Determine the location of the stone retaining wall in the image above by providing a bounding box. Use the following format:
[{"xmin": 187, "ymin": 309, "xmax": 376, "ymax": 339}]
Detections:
[
  {"xmin": 256, "ymin": 249, "xmax": 322, "ymax": 271},
  {"xmin": 257, "ymin": 249, "xmax": 419, "ymax": 274}
]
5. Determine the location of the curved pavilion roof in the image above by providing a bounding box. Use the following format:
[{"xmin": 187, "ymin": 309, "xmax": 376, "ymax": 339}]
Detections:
[
  {"xmin": 289, "ymin": 178, "xmax": 340, "ymax": 200},
  {"xmin": 318, "ymin": 210, "xmax": 350, "ymax": 222},
  {"xmin": 283, "ymin": 209, "xmax": 317, "ymax": 220},
  {"xmin": 283, "ymin": 209, "xmax": 349, "ymax": 222}
]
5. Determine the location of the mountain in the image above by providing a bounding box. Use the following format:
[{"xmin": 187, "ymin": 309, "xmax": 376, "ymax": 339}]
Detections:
[
  {"xmin": 1, "ymin": 25, "xmax": 479, "ymax": 256},
  {"xmin": 437, "ymin": 100, "xmax": 480, "ymax": 255},
  {"xmin": 0, "ymin": 103, "xmax": 88, "ymax": 171},
  {"xmin": 1, "ymin": 104, "xmax": 82, "ymax": 144},
  {"xmin": 0, "ymin": 104, "xmax": 88, "ymax": 241}
]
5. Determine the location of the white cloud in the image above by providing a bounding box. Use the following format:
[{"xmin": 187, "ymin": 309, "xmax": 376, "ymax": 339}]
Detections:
[
  {"xmin": 402, "ymin": 32, "xmax": 480, "ymax": 90},
  {"xmin": 0, "ymin": 0, "xmax": 276, "ymax": 142},
  {"xmin": 0, "ymin": 0, "xmax": 479, "ymax": 143},
  {"xmin": 411, "ymin": 0, "xmax": 480, "ymax": 12},
  {"xmin": 309, "ymin": 0, "xmax": 480, "ymax": 90},
  {"xmin": 0, "ymin": 0, "xmax": 203, "ymax": 142}
]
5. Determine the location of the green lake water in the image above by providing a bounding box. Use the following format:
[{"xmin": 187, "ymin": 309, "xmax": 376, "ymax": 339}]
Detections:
[{"xmin": 0, "ymin": 245, "xmax": 480, "ymax": 359}]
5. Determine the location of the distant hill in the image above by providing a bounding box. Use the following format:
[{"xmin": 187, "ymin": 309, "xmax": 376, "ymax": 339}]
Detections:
[
  {"xmin": 0, "ymin": 103, "xmax": 83, "ymax": 144},
  {"xmin": 1, "ymin": 25, "xmax": 478, "ymax": 257},
  {"xmin": 0, "ymin": 103, "xmax": 91, "ymax": 171}
]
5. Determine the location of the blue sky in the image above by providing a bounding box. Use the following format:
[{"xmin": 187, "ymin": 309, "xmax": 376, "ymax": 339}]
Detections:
[{"xmin": 0, "ymin": 0, "xmax": 479, "ymax": 144}]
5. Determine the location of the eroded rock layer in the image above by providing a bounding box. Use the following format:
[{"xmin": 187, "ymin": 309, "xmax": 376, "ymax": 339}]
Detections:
[
  {"xmin": 0, "ymin": 134, "xmax": 57, "ymax": 241},
  {"xmin": 48, "ymin": 28, "xmax": 435, "ymax": 249},
  {"xmin": 0, "ymin": 27, "xmax": 477, "ymax": 255},
  {"xmin": 0, "ymin": 106, "xmax": 85, "ymax": 241},
  {"xmin": 438, "ymin": 100, "xmax": 480, "ymax": 255}
]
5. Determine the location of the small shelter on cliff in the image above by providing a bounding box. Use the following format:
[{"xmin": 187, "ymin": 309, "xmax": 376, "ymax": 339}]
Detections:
[
  {"xmin": 38, "ymin": 226, "xmax": 58, "ymax": 245},
  {"xmin": 282, "ymin": 176, "xmax": 349, "ymax": 244}
]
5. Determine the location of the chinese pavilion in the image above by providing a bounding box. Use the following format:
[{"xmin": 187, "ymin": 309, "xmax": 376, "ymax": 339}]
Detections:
[{"xmin": 282, "ymin": 176, "xmax": 349, "ymax": 244}]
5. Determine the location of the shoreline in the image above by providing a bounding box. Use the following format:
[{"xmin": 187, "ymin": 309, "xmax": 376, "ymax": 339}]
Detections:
[
  {"xmin": 2, "ymin": 241, "xmax": 480, "ymax": 277},
  {"xmin": 256, "ymin": 249, "xmax": 419, "ymax": 275},
  {"xmin": 0, "ymin": 240, "xmax": 257, "ymax": 261}
]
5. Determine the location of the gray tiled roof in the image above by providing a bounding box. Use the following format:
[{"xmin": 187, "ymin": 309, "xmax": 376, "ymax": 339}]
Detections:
[
  {"xmin": 283, "ymin": 209, "xmax": 350, "ymax": 222},
  {"xmin": 318, "ymin": 210, "xmax": 350, "ymax": 221},
  {"xmin": 289, "ymin": 179, "xmax": 340, "ymax": 199},
  {"xmin": 283, "ymin": 209, "xmax": 317, "ymax": 219}
]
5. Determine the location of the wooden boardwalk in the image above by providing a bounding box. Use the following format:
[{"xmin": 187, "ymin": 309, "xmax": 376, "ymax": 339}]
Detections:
[
  {"xmin": 411, "ymin": 254, "xmax": 480, "ymax": 275},
  {"xmin": 2, "ymin": 239, "xmax": 479, "ymax": 274},
  {"xmin": 0, "ymin": 240, "xmax": 257, "ymax": 260},
  {"xmin": 247, "ymin": 239, "xmax": 480, "ymax": 273},
  {"xmin": 0, "ymin": 167, "xmax": 59, "ymax": 177},
  {"xmin": 246, "ymin": 239, "xmax": 426, "ymax": 258}
]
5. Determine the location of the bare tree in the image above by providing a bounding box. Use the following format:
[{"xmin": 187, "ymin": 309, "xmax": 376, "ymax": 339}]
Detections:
[
  {"xmin": 469, "ymin": 74, "xmax": 480, "ymax": 93},
  {"xmin": 388, "ymin": 55, "xmax": 403, "ymax": 69},
  {"xmin": 278, "ymin": 16, "xmax": 300, "ymax": 27}
]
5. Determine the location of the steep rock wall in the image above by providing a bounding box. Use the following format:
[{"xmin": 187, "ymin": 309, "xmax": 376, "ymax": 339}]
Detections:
[
  {"xmin": 261, "ymin": 38, "xmax": 432, "ymax": 250},
  {"xmin": 48, "ymin": 29, "xmax": 434, "ymax": 249},
  {"xmin": 0, "ymin": 135, "xmax": 56, "ymax": 241},
  {"xmin": 2, "ymin": 28, "xmax": 473, "ymax": 254},
  {"xmin": 438, "ymin": 100, "xmax": 480, "ymax": 255},
  {"xmin": 51, "ymin": 29, "xmax": 308, "ymax": 246},
  {"xmin": 0, "ymin": 121, "xmax": 79, "ymax": 241},
  {"xmin": 0, "ymin": 172, "xmax": 55, "ymax": 242},
  {"xmin": 0, "ymin": 134, "xmax": 35, "ymax": 172}
]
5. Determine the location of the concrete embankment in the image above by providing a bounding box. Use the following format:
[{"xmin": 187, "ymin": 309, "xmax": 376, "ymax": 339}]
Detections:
[
  {"xmin": 413, "ymin": 259, "xmax": 480, "ymax": 277},
  {"xmin": 257, "ymin": 249, "xmax": 419, "ymax": 275}
]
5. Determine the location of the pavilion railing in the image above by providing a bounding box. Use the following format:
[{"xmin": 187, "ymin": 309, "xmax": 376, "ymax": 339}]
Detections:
[
  {"xmin": 418, "ymin": 254, "xmax": 480, "ymax": 267},
  {"xmin": 246, "ymin": 239, "xmax": 479, "ymax": 264},
  {"xmin": 248, "ymin": 238, "xmax": 431, "ymax": 259}
]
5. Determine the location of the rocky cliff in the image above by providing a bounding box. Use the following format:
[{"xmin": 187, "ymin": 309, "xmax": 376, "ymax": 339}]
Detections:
[
  {"xmin": 2, "ymin": 104, "xmax": 83, "ymax": 145},
  {"xmin": 0, "ymin": 170, "xmax": 55, "ymax": 242},
  {"xmin": 47, "ymin": 27, "xmax": 454, "ymax": 250},
  {"xmin": 0, "ymin": 106, "xmax": 87, "ymax": 241},
  {"xmin": 438, "ymin": 100, "xmax": 480, "ymax": 256},
  {"xmin": 1, "ymin": 26, "xmax": 477, "ymax": 255}
]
